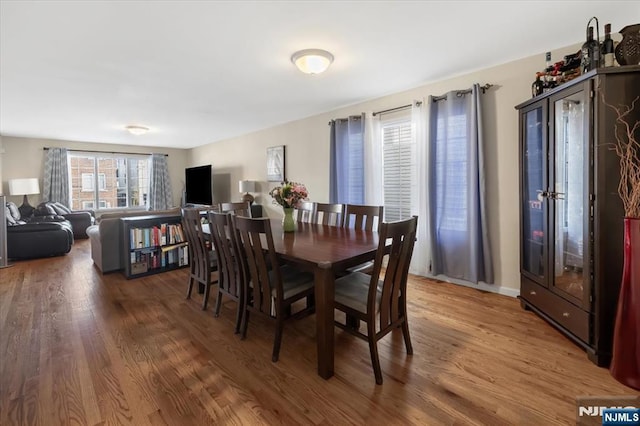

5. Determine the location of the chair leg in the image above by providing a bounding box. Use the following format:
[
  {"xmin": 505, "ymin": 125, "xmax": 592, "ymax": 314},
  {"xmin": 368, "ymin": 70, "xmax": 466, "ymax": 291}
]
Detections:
[
  {"xmin": 367, "ymin": 322, "xmax": 383, "ymax": 385},
  {"xmin": 272, "ymin": 317, "xmax": 284, "ymax": 362},
  {"xmin": 233, "ymin": 299, "xmax": 242, "ymax": 334},
  {"xmin": 202, "ymin": 282, "xmax": 211, "ymax": 310},
  {"xmin": 241, "ymin": 310, "xmax": 250, "ymax": 340},
  {"xmin": 186, "ymin": 277, "xmax": 194, "ymax": 300},
  {"xmin": 401, "ymin": 318, "xmax": 413, "ymax": 355},
  {"xmin": 214, "ymin": 290, "xmax": 223, "ymax": 318},
  {"xmin": 346, "ymin": 314, "xmax": 360, "ymax": 330}
]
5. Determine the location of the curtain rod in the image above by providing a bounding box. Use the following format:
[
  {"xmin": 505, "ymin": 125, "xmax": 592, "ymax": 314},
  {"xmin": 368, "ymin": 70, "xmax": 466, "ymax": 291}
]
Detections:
[
  {"xmin": 372, "ymin": 101, "xmax": 423, "ymax": 117},
  {"xmin": 43, "ymin": 147, "xmax": 168, "ymax": 156},
  {"xmin": 371, "ymin": 83, "xmax": 493, "ymax": 116},
  {"xmin": 432, "ymin": 83, "xmax": 494, "ymax": 102}
]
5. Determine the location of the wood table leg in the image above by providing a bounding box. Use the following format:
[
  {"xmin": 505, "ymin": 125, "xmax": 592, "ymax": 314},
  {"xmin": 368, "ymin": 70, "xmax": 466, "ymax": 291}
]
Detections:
[{"xmin": 315, "ymin": 263, "xmax": 334, "ymax": 379}]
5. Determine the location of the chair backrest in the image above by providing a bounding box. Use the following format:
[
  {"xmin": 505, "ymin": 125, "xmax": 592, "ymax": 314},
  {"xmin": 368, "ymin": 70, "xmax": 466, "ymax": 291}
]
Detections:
[
  {"xmin": 182, "ymin": 207, "xmax": 213, "ymax": 284},
  {"xmin": 208, "ymin": 211, "xmax": 242, "ymax": 299},
  {"xmin": 220, "ymin": 201, "xmax": 252, "ymax": 217},
  {"xmin": 344, "ymin": 204, "xmax": 384, "ymax": 231},
  {"xmin": 314, "ymin": 202, "xmax": 345, "ymax": 227},
  {"xmin": 295, "ymin": 201, "xmax": 316, "ymax": 223},
  {"xmin": 368, "ymin": 216, "xmax": 418, "ymax": 327},
  {"xmin": 232, "ymin": 216, "xmax": 283, "ymax": 316}
]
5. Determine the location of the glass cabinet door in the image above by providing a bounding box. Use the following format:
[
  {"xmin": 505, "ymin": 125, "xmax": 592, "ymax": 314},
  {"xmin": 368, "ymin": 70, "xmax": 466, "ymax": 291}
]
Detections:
[
  {"xmin": 550, "ymin": 89, "xmax": 588, "ymax": 305},
  {"xmin": 521, "ymin": 105, "xmax": 546, "ymax": 282}
]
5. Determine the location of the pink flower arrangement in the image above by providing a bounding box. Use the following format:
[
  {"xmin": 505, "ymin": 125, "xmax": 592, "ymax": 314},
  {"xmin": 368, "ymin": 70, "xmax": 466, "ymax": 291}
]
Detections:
[{"xmin": 269, "ymin": 181, "xmax": 309, "ymax": 208}]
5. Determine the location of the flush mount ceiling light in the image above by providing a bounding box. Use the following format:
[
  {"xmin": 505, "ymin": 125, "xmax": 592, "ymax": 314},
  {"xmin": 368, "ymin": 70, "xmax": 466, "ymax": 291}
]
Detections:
[
  {"xmin": 291, "ymin": 49, "xmax": 334, "ymax": 74},
  {"xmin": 125, "ymin": 125, "xmax": 149, "ymax": 135}
]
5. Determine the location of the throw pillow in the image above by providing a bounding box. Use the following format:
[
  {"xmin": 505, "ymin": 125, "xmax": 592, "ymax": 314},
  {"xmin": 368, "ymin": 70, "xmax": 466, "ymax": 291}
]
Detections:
[
  {"xmin": 5, "ymin": 205, "xmax": 17, "ymax": 225},
  {"xmin": 37, "ymin": 203, "xmax": 57, "ymax": 216},
  {"xmin": 6, "ymin": 201, "xmax": 21, "ymax": 222},
  {"xmin": 53, "ymin": 202, "xmax": 72, "ymax": 215}
]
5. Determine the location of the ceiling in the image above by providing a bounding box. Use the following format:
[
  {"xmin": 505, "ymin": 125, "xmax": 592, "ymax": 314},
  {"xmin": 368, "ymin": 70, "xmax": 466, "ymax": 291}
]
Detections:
[{"xmin": 1, "ymin": 1, "xmax": 637, "ymax": 149}]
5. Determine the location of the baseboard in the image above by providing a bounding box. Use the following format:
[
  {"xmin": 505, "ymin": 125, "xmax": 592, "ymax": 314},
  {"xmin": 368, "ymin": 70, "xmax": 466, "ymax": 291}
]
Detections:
[{"xmin": 415, "ymin": 272, "xmax": 520, "ymax": 298}]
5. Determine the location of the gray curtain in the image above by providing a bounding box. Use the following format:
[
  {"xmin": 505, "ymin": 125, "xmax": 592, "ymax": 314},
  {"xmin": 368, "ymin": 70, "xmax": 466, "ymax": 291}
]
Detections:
[
  {"xmin": 427, "ymin": 84, "xmax": 493, "ymax": 284},
  {"xmin": 149, "ymin": 153, "xmax": 173, "ymax": 210},
  {"xmin": 329, "ymin": 114, "xmax": 365, "ymax": 204},
  {"xmin": 42, "ymin": 147, "xmax": 70, "ymax": 206}
]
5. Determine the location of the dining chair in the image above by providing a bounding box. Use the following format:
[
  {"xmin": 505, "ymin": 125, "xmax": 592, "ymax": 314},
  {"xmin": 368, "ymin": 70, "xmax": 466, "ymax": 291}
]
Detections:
[
  {"xmin": 344, "ymin": 204, "xmax": 384, "ymax": 231},
  {"xmin": 333, "ymin": 215, "xmax": 418, "ymax": 384},
  {"xmin": 208, "ymin": 211, "xmax": 244, "ymax": 333},
  {"xmin": 314, "ymin": 202, "xmax": 345, "ymax": 226},
  {"xmin": 232, "ymin": 216, "xmax": 315, "ymax": 362},
  {"xmin": 295, "ymin": 201, "xmax": 316, "ymax": 223},
  {"xmin": 182, "ymin": 207, "xmax": 218, "ymax": 310},
  {"xmin": 344, "ymin": 204, "xmax": 385, "ymax": 274},
  {"xmin": 220, "ymin": 201, "xmax": 252, "ymax": 217}
]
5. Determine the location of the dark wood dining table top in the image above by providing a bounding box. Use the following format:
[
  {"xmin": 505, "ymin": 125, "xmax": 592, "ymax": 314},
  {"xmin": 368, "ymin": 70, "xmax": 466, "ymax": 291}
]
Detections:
[{"xmin": 267, "ymin": 219, "xmax": 381, "ymax": 272}]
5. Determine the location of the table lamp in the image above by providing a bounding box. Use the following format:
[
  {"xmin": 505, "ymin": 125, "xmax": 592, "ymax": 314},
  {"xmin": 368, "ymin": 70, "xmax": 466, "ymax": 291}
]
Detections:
[
  {"xmin": 9, "ymin": 178, "xmax": 40, "ymax": 218},
  {"xmin": 239, "ymin": 180, "xmax": 256, "ymax": 204}
]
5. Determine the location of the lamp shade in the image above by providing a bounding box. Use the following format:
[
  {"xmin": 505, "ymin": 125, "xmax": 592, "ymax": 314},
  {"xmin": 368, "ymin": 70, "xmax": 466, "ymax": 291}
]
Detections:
[
  {"xmin": 239, "ymin": 180, "xmax": 256, "ymax": 193},
  {"xmin": 9, "ymin": 178, "xmax": 40, "ymax": 195},
  {"xmin": 291, "ymin": 49, "xmax": 334, "ymax": 74}
]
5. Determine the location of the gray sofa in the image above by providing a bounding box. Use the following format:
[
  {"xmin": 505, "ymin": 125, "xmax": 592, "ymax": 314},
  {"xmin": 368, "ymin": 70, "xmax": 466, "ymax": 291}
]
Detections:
[{"xmin": 87, "ymin": 208, "xmax": 181, "ymax": 273}]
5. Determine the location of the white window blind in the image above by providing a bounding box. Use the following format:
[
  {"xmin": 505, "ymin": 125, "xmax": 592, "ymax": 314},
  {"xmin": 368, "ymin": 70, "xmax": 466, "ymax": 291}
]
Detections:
[{"xmin": 381, "ymin": 116, "xmax": 416, "ymax": 222}]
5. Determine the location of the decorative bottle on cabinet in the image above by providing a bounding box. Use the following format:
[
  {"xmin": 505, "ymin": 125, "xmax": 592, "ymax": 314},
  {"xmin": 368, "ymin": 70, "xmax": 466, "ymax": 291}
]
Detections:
[
  {"xmin": 581, "ymin": 26, "xmax": 600, "ymax": 73},
  {"xmin": 602, "ymin": 23, "xmax": 615, "ymax": 67},
  {"xmin": 515, "ymin": 65, "xmax": 640, "ymax": 367}
]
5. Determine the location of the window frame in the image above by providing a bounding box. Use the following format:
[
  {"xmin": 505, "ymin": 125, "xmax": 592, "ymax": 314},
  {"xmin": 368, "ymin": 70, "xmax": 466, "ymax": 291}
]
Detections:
[{"xmin": 68, "ymin": 152, "xmax": 150, "ymax": 211}]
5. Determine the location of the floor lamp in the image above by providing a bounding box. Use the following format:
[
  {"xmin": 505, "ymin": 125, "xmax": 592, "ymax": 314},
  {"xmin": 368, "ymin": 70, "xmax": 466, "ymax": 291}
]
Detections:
[{"xmin": 0, "ymin": 194, "xmax": 12, "ymax": 268}]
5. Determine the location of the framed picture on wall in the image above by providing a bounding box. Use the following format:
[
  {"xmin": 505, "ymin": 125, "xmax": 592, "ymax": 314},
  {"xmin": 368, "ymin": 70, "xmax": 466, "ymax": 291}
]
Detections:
[{"xmin": 267, "ymin": 145, "xmax": 285, "ymax": 182}]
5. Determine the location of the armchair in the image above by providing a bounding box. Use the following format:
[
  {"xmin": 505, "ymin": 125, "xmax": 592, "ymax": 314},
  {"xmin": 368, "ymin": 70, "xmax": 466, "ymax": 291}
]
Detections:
[{"xmin": 34, "ymin": 202, "xmax": 95, "ymax": 239}]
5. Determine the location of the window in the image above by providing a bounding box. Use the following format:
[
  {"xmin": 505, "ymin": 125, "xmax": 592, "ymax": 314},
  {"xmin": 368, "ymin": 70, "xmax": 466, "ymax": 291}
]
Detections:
[
  {"xmin": 81, "ymin": 173, "xmax": 94, "ymax": 191},
  {"xmin": 381, "ymin": 115, "xmax": 416, "ymax": 222},
  {"xmin": 69, "ymin": 153, "xmax": 150, "ymax": 211},
  {"xmin": 434, "ymin": 113, "xmax": 467, "ymax": 231},
  {"xmin": 82, "ymin": 173, "xmax": 107, "ymax": 191}
]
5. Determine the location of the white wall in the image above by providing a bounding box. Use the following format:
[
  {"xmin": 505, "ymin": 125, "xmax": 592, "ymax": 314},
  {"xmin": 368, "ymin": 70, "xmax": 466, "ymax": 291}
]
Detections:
[
  {"xmin": 1, "ymin": 136, "xmax": 188, "ymax": 210},
  {"xmin": 189, "ymin": 43, "xmax": 584, "ymax": 296}
]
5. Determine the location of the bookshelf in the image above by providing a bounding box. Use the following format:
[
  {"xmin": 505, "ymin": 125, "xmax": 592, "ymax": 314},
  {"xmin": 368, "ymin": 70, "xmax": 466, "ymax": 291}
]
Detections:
[{"xmin": 121, "ymin": 215, "xmax": 188, "ymax": 279}]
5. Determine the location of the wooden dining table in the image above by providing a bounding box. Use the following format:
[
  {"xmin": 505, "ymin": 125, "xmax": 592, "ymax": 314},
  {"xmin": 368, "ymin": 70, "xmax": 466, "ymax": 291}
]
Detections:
[{"xmin": 267, "ymin": 219, "xmax": 382, "ymax": 379}]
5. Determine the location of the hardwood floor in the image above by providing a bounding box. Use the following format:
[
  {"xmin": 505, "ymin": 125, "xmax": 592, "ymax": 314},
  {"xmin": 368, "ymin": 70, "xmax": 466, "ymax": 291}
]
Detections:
[{"xmin": 1, "ymin": 240, "xmax": 636, "ymax": 425}]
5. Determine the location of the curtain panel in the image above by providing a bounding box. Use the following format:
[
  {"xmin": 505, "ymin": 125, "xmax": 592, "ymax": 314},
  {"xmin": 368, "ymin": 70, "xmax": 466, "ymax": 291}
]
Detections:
[
  {"xmin": 42, "ymin": 147, "xmax": 70, "ymax": 206},
  {"xmin": 329, "ymin": 114, "xmax": 365, "ymax": 204},
  {"xmin": 149, "ymin": 153, "xmax": 173, "ymax": 210},
  {"xmin": 427, "ymin": 84, "xmax": 493, "ymax": 284}
]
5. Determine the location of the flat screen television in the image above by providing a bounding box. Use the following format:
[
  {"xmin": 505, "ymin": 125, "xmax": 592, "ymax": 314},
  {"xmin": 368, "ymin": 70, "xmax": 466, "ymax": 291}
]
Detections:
[{"xmin": 185, "ymin": 165, "xmax": 212, "ymax": 205}]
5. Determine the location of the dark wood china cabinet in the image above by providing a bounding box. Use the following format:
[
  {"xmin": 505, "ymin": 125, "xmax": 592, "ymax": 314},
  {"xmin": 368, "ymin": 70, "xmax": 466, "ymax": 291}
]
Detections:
[{"xmin": 515, "ymin": 65, "xmax": 640, "ymax": 366}]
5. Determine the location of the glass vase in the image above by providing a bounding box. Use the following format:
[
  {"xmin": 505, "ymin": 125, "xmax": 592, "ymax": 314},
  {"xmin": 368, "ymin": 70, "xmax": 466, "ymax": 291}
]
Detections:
[
  {"xmin": 610, "ymin": 217, "xmax": 640, "ymax": 390},
  {"xmin": 282, "ymin": 207, "xmax": 295, "ymax": 232}
]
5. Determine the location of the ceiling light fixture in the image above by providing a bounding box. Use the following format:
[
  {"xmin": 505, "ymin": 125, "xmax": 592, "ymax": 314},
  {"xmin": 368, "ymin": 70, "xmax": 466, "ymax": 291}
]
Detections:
[
  {"xmin": 291, "ymin": 49, "xmax": 334, "ymax": 75},
  {"xmin": 126, "ymin": 125, "xmax": 149, "ymax": 135}
]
